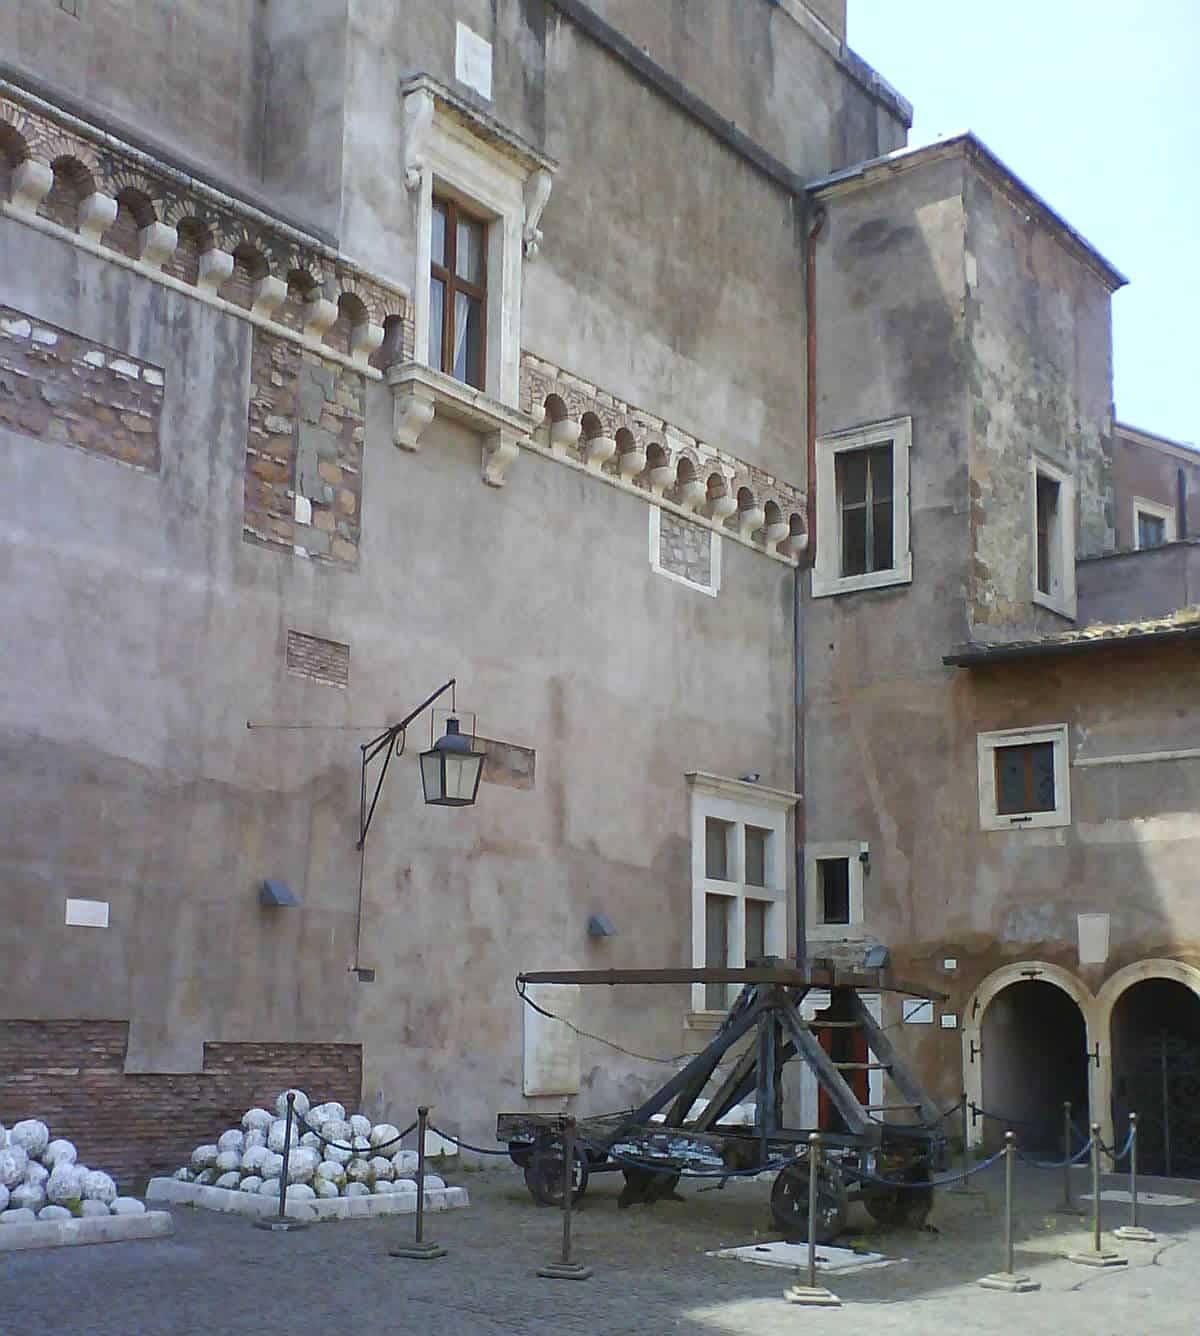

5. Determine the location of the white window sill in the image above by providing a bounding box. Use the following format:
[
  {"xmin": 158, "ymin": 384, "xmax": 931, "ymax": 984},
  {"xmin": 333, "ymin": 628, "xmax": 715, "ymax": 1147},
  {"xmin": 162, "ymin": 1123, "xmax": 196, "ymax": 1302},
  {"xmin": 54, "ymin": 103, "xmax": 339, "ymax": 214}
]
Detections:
[
  {"xmin": 980, "ymin": 810, "xmax": 1070, "ymax": 833},
  {"xmin": 811, "ymin": 555, "xmax": 912, "ymax": 599},
  {"xmin": 685, "ymin": 1010, "xmax": 730, "ymax": 1032},
  {"xmin": 1032, "ymin": 588, "xmax": 1076, "ymax": 621},
  {"xmin": 807, "ymin": 925, "xmax": 867, "ymax": 942}
]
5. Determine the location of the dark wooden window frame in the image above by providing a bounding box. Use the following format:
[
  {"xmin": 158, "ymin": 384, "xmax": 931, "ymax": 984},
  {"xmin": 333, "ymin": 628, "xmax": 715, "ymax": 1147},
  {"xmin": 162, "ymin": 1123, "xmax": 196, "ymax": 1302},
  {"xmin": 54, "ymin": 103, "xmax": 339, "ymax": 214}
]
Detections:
[
  {"xmin": 1036, "ymin": 472, "xmax": 1060, "ymax": 596},
  {"xmin": 837, "ymin": 443, "xmax": 895, "ymax": 578},
  {"xmin": 431, "ymin": 196, "xmax": 488, "ymax": 390},
  {"xmin": 994, "ymin": 741, "xmax": 1056, "ymax": 817}
]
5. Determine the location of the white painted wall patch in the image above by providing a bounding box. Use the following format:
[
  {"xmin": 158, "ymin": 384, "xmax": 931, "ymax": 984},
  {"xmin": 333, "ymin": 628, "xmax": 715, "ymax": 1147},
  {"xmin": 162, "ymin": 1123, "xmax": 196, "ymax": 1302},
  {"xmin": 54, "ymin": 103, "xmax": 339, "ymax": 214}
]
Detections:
[
  {"xmin": 902, "ymin": 998, "xmax": 933, "ymax": 1025},
  {"xmin": 65, "ymin": 898, "xmax": 109, "ymax": 928},
  {"xmin": 455, "ymin": 23, "xmax": 493, "ymax": 101},
  {"xmin": 522, "ymin": 982, "xmax": 580, "ymax": 1096}
]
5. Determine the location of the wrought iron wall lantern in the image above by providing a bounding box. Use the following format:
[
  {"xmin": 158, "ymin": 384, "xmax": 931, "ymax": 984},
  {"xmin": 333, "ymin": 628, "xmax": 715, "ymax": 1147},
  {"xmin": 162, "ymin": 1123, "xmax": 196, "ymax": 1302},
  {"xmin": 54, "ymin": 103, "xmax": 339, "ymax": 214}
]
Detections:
[{"xmin": 357, "ymin": 678, "xmax": 484, "ymax": 850}]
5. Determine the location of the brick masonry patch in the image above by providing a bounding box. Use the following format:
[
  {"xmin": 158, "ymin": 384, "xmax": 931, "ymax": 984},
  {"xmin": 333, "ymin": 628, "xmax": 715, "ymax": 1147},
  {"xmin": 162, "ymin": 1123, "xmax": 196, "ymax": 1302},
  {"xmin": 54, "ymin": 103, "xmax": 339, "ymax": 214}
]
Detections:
[
  {"xmin": 243, "ymin": 329, "xmax": 364, "ymax": 567},
  {"xmin": 0, "ymin": 305, "xmax": 163, "ymax": 472},
  {"xmin": 286, "ymin": 629, "xmax": 351, "ymax": 687}
]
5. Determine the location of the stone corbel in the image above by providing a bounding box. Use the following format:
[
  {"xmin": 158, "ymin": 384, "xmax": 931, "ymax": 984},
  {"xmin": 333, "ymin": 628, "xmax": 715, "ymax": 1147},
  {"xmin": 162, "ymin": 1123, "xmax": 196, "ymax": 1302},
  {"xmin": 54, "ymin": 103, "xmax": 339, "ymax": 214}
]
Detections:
[
  {"xmin": 582, "ymin": 433, "xmax": 616, "ymax": 472},
  {"xmin": 482, "ymin": 428, "xmax": 521, "ymax": 487},
  {"xmin": 9, "ymin": 160, "xmax": 54, "ymax": 217},
  {"xmin": 403, "ymin": 89, "xmax": 434, "ymax": 191},
  {"xmin": 779, "ymin": 530, "xmax": 809, "ymax": 561},
  {"xmin": 618, "ymin": 439, "xmax": 648, "ymax": 479},
  {"xmin": 250, "ymin": 275, "xmax": 287, "ymax": 320},
  {"xmin": 78, "ymin": 191, "xmax": 118, "ymax": 243},
  {"xmin": 136, "ymin": 221, "xmax": 178, "ymax": 271},
  {"xmin": 302, "ymin": 296, "xmax": 338, "ymax": 342},
  {"xmin": 523, "ymin": 169, "xmax": 553, "ymax": 259},
  {"xmin": 197, "ymin": 248, "xmax": 235, "ymax": 292},
  {"xmin": 763, "ymin": 518, "xmax": 791, "ymax": 552},
  {"xmin": 677, "ymin": 478, "xmax": 706, "ymax": 512},
  {"xmin": 547, "ymin": 416, "xmax": 581, "ymax": 455},
  {"xmin": 350, "ymin": 320, "xmax": 385, "ymax": 367},
  {"xmin": 738, "ymin": 497, "xmax": 767, "ymax": 540},
  {"xmin": 702, "ymin": 481, "xmax": 737, "ymax": 524},
  {"xmin": 392, "ymin": 387, "xmax": 436, "ymax": 452}
]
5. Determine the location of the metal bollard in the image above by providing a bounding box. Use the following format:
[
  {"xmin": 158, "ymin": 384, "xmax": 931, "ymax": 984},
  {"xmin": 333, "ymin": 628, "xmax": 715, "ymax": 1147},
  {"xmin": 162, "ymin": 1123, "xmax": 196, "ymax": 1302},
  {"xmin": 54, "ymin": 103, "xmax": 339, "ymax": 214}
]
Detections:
[
  {"xmin": 254, "ymin": 1090, "xmax": 308, "ymax": 1232},
  {"xmin": 784, "ymin": 1133, "xmax": 840, "ymax": 1306},
  {"xmin": 538, "ymin": 1115, "xmax": 591, "ymax": 1279},
  {"xmin": 1067, "ymin": 1122, "xmax": 1126, "ymax": 1267},
  {"xmin": 977, "ymin": 1131, "xmax": 1038, "ymax": 1291},
  {"xmin": 389, "ymin": 1106, "xmax": 446, "ymax": 1259},
  {"xmin": 1115, "ymin": 1113, "xmax": 1156, "ymax": 1243},
  {"xmin": 1055, "ymin": 1100, "xmax": 1084, "ymax": 1215},
  {"xmin": 950, "ymin": 1093, "xmax": 983, "ymax": 1196}
]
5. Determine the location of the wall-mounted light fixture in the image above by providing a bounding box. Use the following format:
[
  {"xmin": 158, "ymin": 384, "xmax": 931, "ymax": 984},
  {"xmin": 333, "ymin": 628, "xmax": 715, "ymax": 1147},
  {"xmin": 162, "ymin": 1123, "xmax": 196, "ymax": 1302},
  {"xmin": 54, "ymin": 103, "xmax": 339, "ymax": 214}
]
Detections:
[
  {"xmin": 587, "ymin": 913, "xmax": 618, "ymax": 939},
  {"xmin": 260, "ymin": 878, "xmax": 299, "ymax": 907},
  {"xmin": 420, "ymin": 717, "xmax": 485, "ymax": 807},
  {"xmin": 858, "ymin": 840, "xmax": 871, "ymax": 874},
  {"xmin": 863, "ymin": 944, "xmax": 890, "ymax": 971}
]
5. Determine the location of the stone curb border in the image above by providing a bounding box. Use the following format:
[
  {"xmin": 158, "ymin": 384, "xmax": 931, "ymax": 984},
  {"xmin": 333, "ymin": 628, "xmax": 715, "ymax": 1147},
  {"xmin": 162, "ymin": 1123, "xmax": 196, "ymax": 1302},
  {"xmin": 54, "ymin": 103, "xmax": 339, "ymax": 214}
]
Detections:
[
  {"xmin": 0, "ymin": 1209, "xmax": 174, "ymax": 1253},
  {"xmin": 146, "ymin": 1177, "xmax": 469, "ymax": 1222}
]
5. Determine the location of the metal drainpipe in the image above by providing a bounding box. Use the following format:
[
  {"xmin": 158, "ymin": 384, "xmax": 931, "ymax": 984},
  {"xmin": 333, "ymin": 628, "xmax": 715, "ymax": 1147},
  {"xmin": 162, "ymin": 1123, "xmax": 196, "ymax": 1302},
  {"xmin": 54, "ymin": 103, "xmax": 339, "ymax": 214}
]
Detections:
[
  {"xmin": 1178, "ymin": 466, "xmax": 1189, "ymax": 541},
  {"xmin": 795, "ymin": 202, "xmax": 826, "ymax": 968}
]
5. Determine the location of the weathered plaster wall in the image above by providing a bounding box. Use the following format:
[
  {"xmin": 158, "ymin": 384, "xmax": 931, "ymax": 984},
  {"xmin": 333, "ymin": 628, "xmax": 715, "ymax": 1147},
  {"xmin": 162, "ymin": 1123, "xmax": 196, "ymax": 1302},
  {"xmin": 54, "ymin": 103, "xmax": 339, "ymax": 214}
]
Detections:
[
  {"xmin": 964, "ymin": 163, "xmax": 1117, "ymax": 631},
  {"xmin": 1078, "ymin": 543, "xmax": 1200, "ymax": 625},
  {"xmin": 1112, "ymin": 427, "xmax": 1200, "ymax": 549},
  {"xmin": 0, "ymin": 220, "xmax": 795, "ymax": 1141}
]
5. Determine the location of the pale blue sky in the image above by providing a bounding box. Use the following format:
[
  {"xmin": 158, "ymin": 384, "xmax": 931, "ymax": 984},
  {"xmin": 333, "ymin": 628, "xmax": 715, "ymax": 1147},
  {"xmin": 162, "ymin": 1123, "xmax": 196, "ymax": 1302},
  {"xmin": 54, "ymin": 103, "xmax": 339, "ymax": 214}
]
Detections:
[{"xmin": 849, "ymin": 1, "xmax": 1199, "ymax": 447}]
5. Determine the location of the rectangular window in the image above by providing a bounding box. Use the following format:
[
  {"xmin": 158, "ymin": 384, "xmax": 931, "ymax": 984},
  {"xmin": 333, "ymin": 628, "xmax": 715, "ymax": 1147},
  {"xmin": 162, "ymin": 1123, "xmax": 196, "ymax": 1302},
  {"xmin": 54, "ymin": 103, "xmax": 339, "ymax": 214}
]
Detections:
[
  {"xmin": 705, "ymin": 894, "xmax": 731, "ymax": 1010},
  {"xmin": 812, "ymin": 417, "xmax": 912, "ymax": 598},
  {"xmin": 430, "ymin": 197, "xmax": 487, "ymax": 390},
  {"xmin": 1030, "ymin": 457, "xmax": 1076, "ymax": 618},
  {"xmin": 1137, "ymin": 513, "xmax": 1166, "ymax": 549},
  {"xmin": 745, "ymin": 899, "xmax": 767, "ymax": 964},
  {"xmin": 837, "ymin": 444, "xmax": 894, "ymax": 578},
  {"xmin": 1132, "ymin": 498, "xmax": 1176, "ymax": 550},
  {"xmin": 978, "ymin": 724, "xmax": 1071, "ymax": 830},
  {"xmin": 745, "ymin": 826, "xmax": 769, "ymax": 888},
  {"xmin": 804, "ymin": 843, "xmax": 866, "ymax": 940},
  {"xmin": 705, "ymin": 818, "xmax": 732, "ymax": 881},
  {"xmin": 817, "ymin": 858, "xmax": 851, "ymax": 925},
  {"xmin": 1035, "ymin": 474, "xmax": 1059, "ymax": 596}
]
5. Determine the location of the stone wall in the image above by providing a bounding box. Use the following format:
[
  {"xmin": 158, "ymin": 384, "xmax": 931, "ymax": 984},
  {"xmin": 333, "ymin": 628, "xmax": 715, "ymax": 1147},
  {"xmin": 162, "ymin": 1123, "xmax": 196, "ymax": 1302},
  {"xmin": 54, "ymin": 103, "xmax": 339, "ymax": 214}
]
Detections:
[
  {"xmin": 0, "ymin": 304, "xmax": 163, "ymax": 473},
  {"xmin": 0, "ymin": 1020, "xmax": 362, "ymax": 1191}
]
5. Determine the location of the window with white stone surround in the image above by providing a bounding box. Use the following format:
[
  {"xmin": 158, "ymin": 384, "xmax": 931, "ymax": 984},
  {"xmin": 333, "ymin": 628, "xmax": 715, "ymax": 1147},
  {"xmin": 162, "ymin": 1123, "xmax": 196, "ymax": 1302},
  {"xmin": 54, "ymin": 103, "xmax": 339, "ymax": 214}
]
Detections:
[
  {"xmin": 812, "ymin": 417, "xmax": 912, "ymax": 597},
  {"xmin": 977, "ymin": 723, "xmax": 1071, "ymax": 831},
  {"xmin": 1031, "ymin": 454, "xmax": 1076, "ymax": 618},
  {"xmin": 687, "ymin": 773, "xmax": 796, "ymax": 1020}
]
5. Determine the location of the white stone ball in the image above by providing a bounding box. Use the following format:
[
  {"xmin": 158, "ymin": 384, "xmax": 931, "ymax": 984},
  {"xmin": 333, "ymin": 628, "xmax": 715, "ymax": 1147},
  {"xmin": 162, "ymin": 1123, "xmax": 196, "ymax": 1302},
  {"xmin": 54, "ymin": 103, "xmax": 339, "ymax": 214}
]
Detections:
[
  {"xmin": 111, "ymin": 1198, "xmax": 146, "ymax": 1215},
  {"xmin": 1, "ymin": 1207, "xmax": 37, "ymax": 1224},
  {"xmin": 244, "ymin": 1127, "xmax": 268, "ymax": 1151},
  {"xmin": 368, "ymin": 1156, "xmax": 393, "ymax": 1181},
  {"xmin": 79, "ymin": 1199, "xmax": 110, "ymax": 1217},
  {"xmin": 345, "ymin": 1181, "xmax": 370, "ymax": 1197},
  {"xmin": 42, "ymin": 1139, "xmax": 78, "ymax": 1170},
  {"xmin": 0, "ymin": 1184, "xmax": 8, "ymax": 1213},
  {"xmin": 313, "ymin": 1178, "xmax": 339, "ymax": 1199},
  {"xmin": 345, "ymin": 1157, "xmax": 372, "ymax": 1183},
  {"xmin": 241, "ymin": 1146, "xmax": 270, "ymax": 1174},
  {"xmin": 172, "ymin": 1168, "xmax": 194, "ymax": 1182},
  {"xmin": 286, "ymin": 1182, "xmax": 315, "ymax": 1201},
  {"xmin": 315, "ymin": 1161, "xmax": 346, "ymax": 1189},
  {"xmin": 320, "ymin": 1102, "xmax": 347, "ymax": 1124},
  {"xmin": 391, "ymin": 1150, "xmax": 418, "ymax": 1176},
  {"xmin": 349, "ymin": 1114, "xmax": 372, "ymax": 1139},
  {"xmin": 257, "ymin": 1177, "xmax": 282, "ymax": 1197},
  {"xmin": 275, "ymin": 1089, "xmax": 310, "ymax": 1119},
  {"xmin": 325, "ymin": 1143, "xmax": 352, "ymax": 1167},
  {"xmin": 190, "ymin": 1144, "xmax": 219, "ymax": 1172},
  {"xmin": 10, "ymin": 1120, "xmax": 49, "ymax": 1159},
  {"xmin": 194, "ymin": 1169, "xmax": 217, "ymax": 1186},
  {"xmin": 351, "ymin": 1135, "xmax": 370, "ymax": 1157},
  {"xmin": 369, "ymin": 1123, "xmax": 401, "ymax": 1151},
  {"xmin": 215, "ymin": 1172, "xmax": 241, "ymax": 1190},
  {"xmin": 12, "ymin": 1182, "xmax": 45, "ymax": 1212},
  {"xmin": 0, "ymin": 1146, "xmax": 27, "ymax": 1188},
  {"xmin": 423, "ymin": 1174, "xmax": 446, "ymax": 1190},
  {"xmin": 300, "ymin": 1132, "xmax": 322, "ymax": 1150},
  {"xmin": 267, "ymin": 1119, "xmax": 298, "ymax": 1153},
  {"xmin": 217, "ymin": 1129, "xmax": 245, "ymax": 1155},
  {"xmin": 215, "ymin": 1151, "xmax": 241, "ymax": 1175},
  {"xmin": 261, "ymin": 1152, "xmax": 284, "ymax": 1180},
  {"xmin": 372, "ymin": 1180, "xmax": 395, "ymax": 1194},
  {"xmin": 38, "ymin": 1204, "xmax": 73, "ymax": 1222},
  {"xmin": 81, "ymin": 1170, "xmax": 117, "ymax": 1205},
  {"xmin": 24, "ymin": 1160, "xmax": 49, "ymax": 1189},
  {"xmin": 239, "ymin": 1176, "xmax": 263, "ymax": 1194},
  {"xmin": 393, "ymin": 1177, "xmax": 417, "ymax": 1191},
  {"xmin": 241, "ymin": 1108, "xmax": 273, "ymax": 1132},
  {"xmin": 46, "ymin": 1164, "xmax": 85, "ymax": 1205},
  {"xmin": 286, "ymin": 1148, "xmax": 319, "ymax": 1184}
]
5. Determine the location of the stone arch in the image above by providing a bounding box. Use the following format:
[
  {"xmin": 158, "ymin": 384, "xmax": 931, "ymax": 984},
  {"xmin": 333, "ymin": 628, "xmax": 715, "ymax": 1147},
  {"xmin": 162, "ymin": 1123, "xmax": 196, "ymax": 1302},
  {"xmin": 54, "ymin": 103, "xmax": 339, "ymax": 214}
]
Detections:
[
  {"xmin": 962, "ymin": 961, "xmax": 1095, "ymax": 1148},
  {"xmin": 783, "ymin": 511, "xmax": 808, "ymax": 559},
  {"xmin": 103, "ymin": 183, "xmax": 159, "ymax": 260},
  {"xmin": 41, "ymin": 154, "xmax": 97, "ymax": 230},
  {"xmin": 0, "ymin": 121, "xmax": 30, "ymax": 201},
  {"xmin": 371, "ymin": 312, "xmax": 408, "ymax": 371},
  {"xmin": 324, "ymin": 291, "xmax": 369, "ymax": 355}
]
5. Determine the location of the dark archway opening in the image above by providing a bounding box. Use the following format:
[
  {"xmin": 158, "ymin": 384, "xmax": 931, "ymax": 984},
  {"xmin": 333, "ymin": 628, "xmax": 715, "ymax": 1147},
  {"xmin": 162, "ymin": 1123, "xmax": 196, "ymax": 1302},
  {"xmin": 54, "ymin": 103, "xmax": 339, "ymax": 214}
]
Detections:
[
  {"xmin": 981, "ymin": 980, "xmax": 1088, "ymax": 1153},
  {"xmin": 1112, "ymin": 978, "xmax": 1200, "ymax": 1178}
]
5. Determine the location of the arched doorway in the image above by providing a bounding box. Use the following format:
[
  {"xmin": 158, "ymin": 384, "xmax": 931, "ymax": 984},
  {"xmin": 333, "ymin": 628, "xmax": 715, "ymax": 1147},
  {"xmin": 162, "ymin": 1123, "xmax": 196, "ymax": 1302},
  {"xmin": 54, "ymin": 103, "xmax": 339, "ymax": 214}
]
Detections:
[
  {"xmin": 979, "ymin": 980, "xmax": 1090, "ymax": 1153},
  {"xmin": 1111, "ymin": 978, "xmax": 1200, "ymax": 1178}
]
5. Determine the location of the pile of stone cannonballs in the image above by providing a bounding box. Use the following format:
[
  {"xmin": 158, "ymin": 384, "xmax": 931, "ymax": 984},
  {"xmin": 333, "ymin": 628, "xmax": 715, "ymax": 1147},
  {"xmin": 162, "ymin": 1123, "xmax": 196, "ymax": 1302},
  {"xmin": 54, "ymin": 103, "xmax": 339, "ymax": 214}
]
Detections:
[
  {"xmin": 172, "ymin": 1089, "xmax": 446, "ymax": 1202},
  {"xmin": 0, "ymin": 1119, "xmax": 146, "ymax": 1224}
]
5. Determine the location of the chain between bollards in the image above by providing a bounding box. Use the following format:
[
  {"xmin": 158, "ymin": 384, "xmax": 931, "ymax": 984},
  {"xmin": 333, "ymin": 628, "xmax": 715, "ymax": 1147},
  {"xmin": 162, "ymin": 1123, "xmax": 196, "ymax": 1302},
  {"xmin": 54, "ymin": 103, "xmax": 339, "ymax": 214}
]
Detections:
[
  {"xmin": 538, "ymin": 1115, "xmax": 592, "ymax": 1280},
  {"xmin": 949, "ymin": 1091, "xmax": 984, "ymax": 1197},
  {"xmin": 389, "ymin": 1105, "xmax": 446, "ymax": 1260},
  {"xmin": 1115, "ymin": 1112, "xmax": 1157, "ymax": 1244}
]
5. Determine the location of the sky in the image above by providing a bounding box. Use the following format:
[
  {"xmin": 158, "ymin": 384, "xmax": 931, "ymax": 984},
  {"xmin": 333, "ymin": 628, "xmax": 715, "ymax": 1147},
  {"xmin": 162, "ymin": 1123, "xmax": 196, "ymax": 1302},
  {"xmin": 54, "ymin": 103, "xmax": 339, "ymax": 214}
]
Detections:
[{"xmin": 848, "ymin": 0, "xmax": 1199, "ymax": 447}]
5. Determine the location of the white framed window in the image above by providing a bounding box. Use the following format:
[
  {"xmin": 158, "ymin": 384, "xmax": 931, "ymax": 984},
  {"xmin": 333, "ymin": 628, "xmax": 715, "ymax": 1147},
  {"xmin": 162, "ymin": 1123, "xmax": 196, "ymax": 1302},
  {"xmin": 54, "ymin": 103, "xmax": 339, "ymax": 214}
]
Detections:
[
  {"xmin": 686, "ymin": 773, "xmax": 797, "ymax": 1019},
  {"xmin": 804, "ymin": 842, "xmax": 866, "ymax": 941},
  {"xmin": 977, "ymin": 724, "xmax": 1071, "ymax": 831},
  {"xmin": 1031, "ymin": 455, "xmax": 1076, "ymax": 618},
  {"xmin": 1132, "ymin": 496, "xmax": 1176, "ymax": 550},
  {"xmin": 812, "ymin": 417, "xmax": 912, "ymax": 598}
]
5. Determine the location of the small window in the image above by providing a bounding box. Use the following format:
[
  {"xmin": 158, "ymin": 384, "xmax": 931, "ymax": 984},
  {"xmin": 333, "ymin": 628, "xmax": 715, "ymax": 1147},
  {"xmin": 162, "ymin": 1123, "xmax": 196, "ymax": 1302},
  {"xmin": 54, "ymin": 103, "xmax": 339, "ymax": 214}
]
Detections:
[
  {"xmin": 812, "ymin": 418, "xmax": 912, "ymax": 598},
  {"xmin": 978, "ymin": 725, "xmax": 1070, "ymax": 830},
  {"xmin": 817, "ymin": 859, "xmax": 851, "ymax": 925},
  {"xmin": 430, "ymin": 197, "xmax": 487, "ymax": 389},
  {"xmin": 837, "ymin": 445, "xmax": 894, "ymax": 577},
  {"xmin": 705, "ymin": 818, "xmax": 732, "ymax": 881},
  {"xmin": 745, "ymin": 899, "xmax": 768, "ymax": 964},
  {"xmin": 745, "ymin": 826, "xmax": 770, "ymax": 887},
  {"xmin": 705, "ymin": 894, "xmax": 731, "ymax": 1009},
  {"xmin": 1030, "ymin": 457, "xmax": 1076, "ymax": 618},
  {"xmin": 1132, "ymin": 498, "xmax": 1176, "ymax": 551}
]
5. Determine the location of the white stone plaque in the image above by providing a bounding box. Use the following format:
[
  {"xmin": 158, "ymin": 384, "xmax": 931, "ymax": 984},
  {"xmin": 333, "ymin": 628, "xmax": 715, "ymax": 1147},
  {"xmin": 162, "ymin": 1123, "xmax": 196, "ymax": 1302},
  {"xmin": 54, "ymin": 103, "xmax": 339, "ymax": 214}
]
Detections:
[
  {"xmin": 522, "ymin": 982, "xmax": 580, "ymax": 1095},
  {"xmin": 902, "ymin": 998, "xmax": 933, "ymax": 1025},
  {"xmin": 455, "ymin": 23, "xmax": 493, "ymax": 101},
  {"xmin": 65, "ymin": 898, "xmax": 109, "ymax": 928},
  {"xmin": 1078, "ymin": 913, "xmax": 1110, "ymax": 965},
  {"xmin": 939, "ymin": 1013, "xmax": 959, "ymax": 1030}
]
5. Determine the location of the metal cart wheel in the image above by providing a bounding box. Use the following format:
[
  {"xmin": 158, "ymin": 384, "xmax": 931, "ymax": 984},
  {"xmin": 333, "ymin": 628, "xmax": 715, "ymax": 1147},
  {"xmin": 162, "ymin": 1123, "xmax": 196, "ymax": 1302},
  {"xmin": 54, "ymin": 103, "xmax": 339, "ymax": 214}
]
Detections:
[
  {"xmin": 863, "ymin": 1160, "xmax": 934, "ymax": 1229},
  {"xmin": 770, "ymin": 1160, "xmax": 848, "ymax": 1242},
  {"xmin": 524, "ymin": 1140, "xmax": 590, "ymax": 1207}
]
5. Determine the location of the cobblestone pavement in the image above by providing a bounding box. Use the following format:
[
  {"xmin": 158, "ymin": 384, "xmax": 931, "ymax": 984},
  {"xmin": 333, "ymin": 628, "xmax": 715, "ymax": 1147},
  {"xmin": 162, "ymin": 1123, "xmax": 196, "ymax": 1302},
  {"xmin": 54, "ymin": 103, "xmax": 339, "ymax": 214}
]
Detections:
[{"xmin": 2, "ymin": 1159, "xmax": 1199, "ymax": 1335}]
